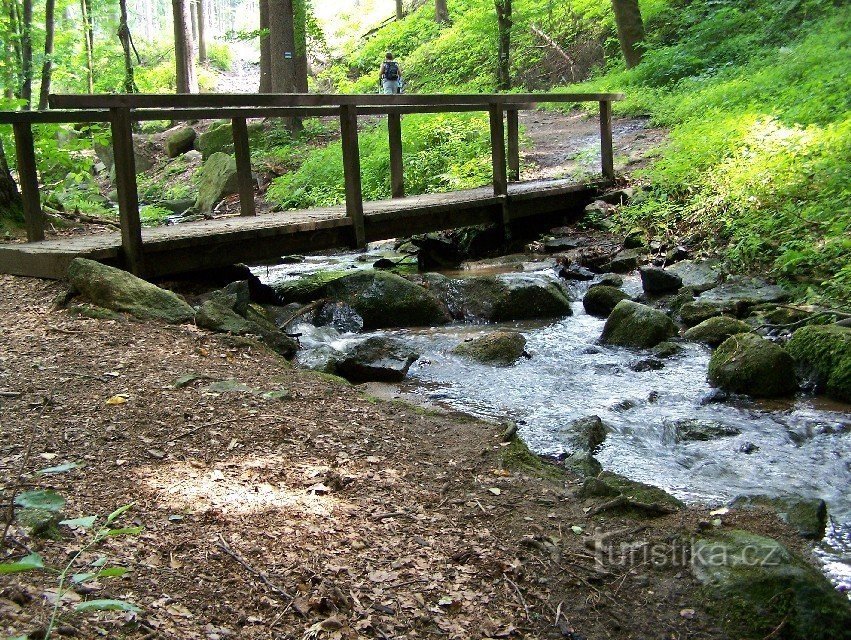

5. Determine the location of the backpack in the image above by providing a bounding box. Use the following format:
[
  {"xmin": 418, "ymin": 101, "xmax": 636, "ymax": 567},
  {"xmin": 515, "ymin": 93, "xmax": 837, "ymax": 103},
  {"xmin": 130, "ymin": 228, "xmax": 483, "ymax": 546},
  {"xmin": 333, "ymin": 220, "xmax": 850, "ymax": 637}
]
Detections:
[{"xmin": 383, "ymin": 61, "xmax": 399, "ymax": 81}]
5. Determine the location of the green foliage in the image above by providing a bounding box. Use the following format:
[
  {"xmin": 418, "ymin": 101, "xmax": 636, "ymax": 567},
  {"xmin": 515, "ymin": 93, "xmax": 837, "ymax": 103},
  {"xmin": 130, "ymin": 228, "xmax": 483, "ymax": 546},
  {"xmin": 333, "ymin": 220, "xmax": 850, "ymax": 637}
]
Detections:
[
  {"xmin": 140, "ymin": 205, "xmax": 173, "ymax": 226},
  {"xmin": 267, "ymin": 113, "xmax": 492, "ymax": 209},
  {"xmin": 206, "ymin": 42, "xmax": 233, "ymax": 72}
]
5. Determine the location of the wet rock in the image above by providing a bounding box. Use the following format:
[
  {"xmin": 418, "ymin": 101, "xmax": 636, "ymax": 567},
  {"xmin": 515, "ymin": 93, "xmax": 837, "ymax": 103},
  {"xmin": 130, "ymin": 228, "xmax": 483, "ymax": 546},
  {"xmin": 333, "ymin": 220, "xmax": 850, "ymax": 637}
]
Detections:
[
  {"xmin": 195, "ymin": 300, "xmax": 298, "ymax": 358},
  {"xmin": 281, "ymin": 254, "xmax": 305, "ymax": 264},
  {"xmin": 739, "ymin": 441, "xmax": 759, "ymax": 454},
  {"xmin": 639, "ymin": 266, "xmax": 683, "ymax": 296},
  {"xmin": 665, "ymin": 245, "xmax": 690, "ymax": 263},
  {"xmin": 630, "ymin": 357, "xmax": 664, "ymax": 372},
  {"xmin": 666, "ymin": 259, "xmax": 723, "ymax": 293},
  {"xmin": 684, "ymin": 316, "xmax": 752, "ymax": 347},
  {"xmin": 194, "ymin": 152, "xmax": 238, "ymax": 214},
  {"xmin": 560, "ymin": 415, "xmax": 609, "ymax": 453},
  {"xmin": 583, "ymin": 285, "xmax": 629, "ymax": 318},
  {"xmin": 730, "ymin": 495, "xmax": 828, "ymax": 539},
  {"xmin": 708, "ymin": 333, "xmax": 797, "ymax": 398},
  {"xmin": 786, "ymin": 324, "xmax": 851, "ymax": 403},
  {"xmin": 562, "ymin": 451, "xmax": 602, "ymax": 478},
  {"xmin": 165, "ymin": 125, "xmax": 197, "ymax": 158},
  {"xmin": 210, "ymin": 280, "xmax": 251, "ymax": 316},
  {"xmin": 373, "ymin": 258, "xmax": 396, "ymax": 270},
  {"xmin": 679, "ymin": 300, "xmax": 724, "ymax": 327},
  {"xmin": 600, "ymin": 300, "xmax": 677, "ymax": 349},
  {"xmin": 452, "ymin": 331, "xmax": 527, "ymax": 367},
  {"xmin": 687, "ymin": 276, "xmax": 790, "ymax": 321},
  {"xmin": 324, "ymin": 271, "xmax": 451, "ymax": 329},
  {"xmin": 607, "ymin": 248, "xmax": 642, "ymax": 273},
  {"xmin": 313, "ymin": 301, "xmax": 364, "ymax": 333},
  {"xmin": 652, "ymin": 341, "xmax": 683, "ymax": 358},
  {"xmin": 274, "ymin": 270, "xmax": 349, "ymax": 304},
  {"xmin": 335, "ymin": 336, "xmax": 419, "ymax": 383},
  {"xmin": 557, "ymin": 263, "xmax": 595, "ymax": 281},
  {"xmin": 68, "ymin": 258, "xmax": 194, "ymax": 324},
  {"xmin": 597, "ymin": 273, "xmax": 624, "ymax": 287},
  {"xmin": 664, "ymin": 418, "xmax": 741, "ymax": 442},
  {"xmin": 754, "ymin": 305, "xmax": 811, "ymax": 326},
  {"xmin": 691, "ymin": 530, "xmax": 851, "ymax": 639},
  {"xmin": 544, "ymin": 237, "xmax": 581, "ymax": 252},
  {"xmin": 410, "ymin": 233, "xmax": 465, "ymax": 270},
  {"xmin": 596, "ymin": 472, "xmax": 684, "ymax": 511},
  {"xmin": 622, "ymin": 228, "xmax": 646, "ymax": 249}
]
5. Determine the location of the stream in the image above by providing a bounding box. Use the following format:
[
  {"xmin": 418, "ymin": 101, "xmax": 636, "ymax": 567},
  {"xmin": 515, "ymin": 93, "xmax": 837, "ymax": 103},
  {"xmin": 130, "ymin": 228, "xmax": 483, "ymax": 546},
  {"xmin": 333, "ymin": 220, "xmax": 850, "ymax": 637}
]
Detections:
[{"xmin": 253, "ymin": 249, "xmax": 851, "ymax": 592}]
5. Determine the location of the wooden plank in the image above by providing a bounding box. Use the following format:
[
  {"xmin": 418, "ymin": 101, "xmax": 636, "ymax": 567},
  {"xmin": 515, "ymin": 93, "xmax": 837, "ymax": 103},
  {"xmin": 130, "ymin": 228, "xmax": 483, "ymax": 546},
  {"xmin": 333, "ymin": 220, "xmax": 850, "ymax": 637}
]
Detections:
[
  {"xmin": 132, "ymin": 106, "xmax": 339, "ymax": 121},
  {"xmin": 339, "ymin": 104, "xmax": 366, "ymax": 249},
  {"xmin": 387, "ymin": 113, "xmax": 404, "ymax": 198},
  {"xmin": 12, "ymin": 122, "xmax": 44, "ymax": 242},
  {"xmin": 0, "ymin": 110, "xmax": 109, "ymax": 124},
  {"xmin": 489, "ymin": 103, "xmax": 508, "ymax": 198},
  {"xmin": 231, "ymin": 117, "xmax": 256, "ymax": 217},
  {"xmin": 506, "ymin": 109, "xmax": 520, "ymax": 182},
  {"xmin": 109, "ymin": 107, "xmax": 145, "ymax": 276},
  {"xmin": 49, "ymin": 92, "xmax": 626, "ymax": 110},
  {"xmin": 599, "ymin": 100, "xmax": 614, "ymax": 181}
]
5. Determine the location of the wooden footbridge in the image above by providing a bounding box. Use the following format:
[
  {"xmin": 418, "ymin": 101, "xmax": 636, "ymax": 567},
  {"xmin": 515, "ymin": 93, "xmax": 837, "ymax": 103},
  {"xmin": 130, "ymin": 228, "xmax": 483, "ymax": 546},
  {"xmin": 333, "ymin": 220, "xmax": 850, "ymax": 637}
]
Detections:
[{"xmin": 0, "ymin": 92, "xmax": 622, "ymax": 279}]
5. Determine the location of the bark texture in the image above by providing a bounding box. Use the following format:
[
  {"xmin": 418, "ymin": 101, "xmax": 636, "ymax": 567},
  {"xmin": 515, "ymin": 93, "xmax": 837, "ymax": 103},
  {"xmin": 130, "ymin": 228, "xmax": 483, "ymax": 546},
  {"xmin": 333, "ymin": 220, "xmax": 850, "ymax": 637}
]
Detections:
[{"xmin": 611, "ymin": 0, "xmax": 645, "ymax": 68}]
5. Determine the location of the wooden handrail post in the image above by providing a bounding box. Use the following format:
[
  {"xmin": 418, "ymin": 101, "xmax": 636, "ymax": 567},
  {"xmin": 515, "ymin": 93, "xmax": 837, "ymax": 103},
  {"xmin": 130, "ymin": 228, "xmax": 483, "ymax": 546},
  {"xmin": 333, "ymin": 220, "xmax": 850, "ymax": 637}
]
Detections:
[
  {"xmin": 109, "ymin": 107, "xmax": 145, "ymax": 276},
  {"xmin": 231, "ymin": 117, "xmax": 256, "ymax": 217},
  {"xmin": 387, "ymin": 113, "xmax": 404, "ymax": 198},
  {"xmin": 12, "ymin": 122, "xmax": 44, "ymax": 242},
  {"xmin": 339, "ymin": 104, "xmax": 366, "ymax": 249},
  {"xmin": 489, "ymin": 103, "xmax": 507, "ymax": 197},
  {"xmin": 599, "ymin": 100, "xmax": 614, "ymax": 181},
  {"xmin": 506, "ymin": 108, "xmax": 520, "ymax": 182}
]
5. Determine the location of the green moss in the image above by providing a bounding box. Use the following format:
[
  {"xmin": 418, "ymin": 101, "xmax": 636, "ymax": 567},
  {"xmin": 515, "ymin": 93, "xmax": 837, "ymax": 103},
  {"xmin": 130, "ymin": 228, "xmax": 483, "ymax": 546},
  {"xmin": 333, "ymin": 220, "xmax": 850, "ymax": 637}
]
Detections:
[
  {"xmin": 684, "ymin": 315, "xmax": 752, "ymax": 347},
  {"xmin": 708, "ymin": 333, "xmax": 797, "ymax": 397},
  {"xmin": 600, "ymin": 300, "xmax": 677, "ymax": 348},
  {"xmin": 786, "ymin": 324, "xmax": 851, "ymax": 402},
  {"xmin": 274, "ymin": 270, "xmax": 350, "ymax": 304},
  {"xmin": 452, "ymin": 331, "xmax": 527, "ymax": 366},
  {"xmin": 305, "ymin": 370, "xmax": 352, "ymax": 386},
  {"xmin": 500, "ymin": 436, "xmax": 565, "ymax": 481},
  {"xmin": 597, "ymin": 471, "xmax": 684, "ymax": 510}
]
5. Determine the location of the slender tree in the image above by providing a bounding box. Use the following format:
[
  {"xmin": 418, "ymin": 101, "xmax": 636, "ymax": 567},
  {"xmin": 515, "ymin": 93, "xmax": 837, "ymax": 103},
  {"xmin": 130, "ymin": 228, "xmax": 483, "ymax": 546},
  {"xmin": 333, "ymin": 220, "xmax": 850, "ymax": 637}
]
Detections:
[
  {"xmin": 610, "ymin": 0, "xmax": 645, "ymax": 68},
  {"xmin": 293, "ymin": 0, "xmax": 308, "ymax": 92},
  {"xmin": 2, "ymin": 0, "xmax": 20, "ymax": 98},
  {"xmin": 435, "ymin": 0, "xmax": 449, "ymax": 24},
  {"xmin": 118, "ymin": 0, "xmax": 137, "ymax": 92},
  {"xmin": 494, "ymin": 0, "xmax": 511, "ymax": 90},
  {"xmin": 395, "ymin": 0, "xmax": 402, "ymax": 20},
  {"xmin": 80, "ymin": 0, "xmax": 94, "ymax": 93},
  {"xmin": 172, "ymin": 0, "xmax": 198, "ymax": 93},
  {"xmin": 37, "ymin": 0, "xmax": 56, "ymax": 109},
  {"xmin": 197, "ymin": 0, "xmax": 207, "ymax": 64},
  {"xmin": 21, "ymin": 0, "xmax": 33, "ymax": 108},
  {"xmin": 259, "ymin": 0, "xmax": 271, "ymax": 91}
]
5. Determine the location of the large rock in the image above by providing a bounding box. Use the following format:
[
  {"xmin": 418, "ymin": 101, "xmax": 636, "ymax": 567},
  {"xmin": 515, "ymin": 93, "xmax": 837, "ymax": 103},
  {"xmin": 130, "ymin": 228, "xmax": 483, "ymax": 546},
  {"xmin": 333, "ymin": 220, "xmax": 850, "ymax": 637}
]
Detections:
[
  {"xmin": 691, "ymin": 530, "xmax": 851, "ymax": 640},
  {"xmin": 68, "ymin": 258, "xmax": 194, "ymax": 324},
  {"xmin": 664, "ymin": 418, "xmax": 741, "ymax": 442},
  {"xmin": 679, "ymin": 300, "xmax": 724, "ymax": 327},
  {"xmin": 639, "ymin": 266, "xmax": 683, "ymax": 296},
  {"xmin": 195, "ymin": 122, "xmax": 234, "ymax": 159},
  {"xmin": 165, "ymin": 126, "xmax": 197, "ymax": 158},
  {"xmin": 560, "ymin": 415, "xmax": 608, "ymax": 453},
  {"xmin": 600, "ymin": 300, "xmax": 677, "ymax": 348},
  {"xmin": 452, "ymin": 331, "xmax": 527, "ymax": 366},
  {"xmin": 786, "ymin": 324, "xmax": 851, "ymax": 403},
  {"xmin": 324, "ymin": 271, "xmax": 451, "ymax": 329},
  {"xmin": 195, "ymin": 299, "xmax": 298, "ymax": 358},
  {"xmin": 708, "ymin": 333, "xmax": 797, "ymax": 397},
  {"xmin": 666, "ymin": 259, "xmax": 723, "ymax": 293},
  {"xmin": 274, "ymin": 270, "xmax": 350, "ymax": 304},
  {"xmin": 335, "ymin": 337, "xmax": 419, "ymax": 382},
  {"xmin": 684, "ymin": 316, "xmax": 752, "ymax": 347},
  {"xmin": 730, "ymin": 495, "xmax": 828, "ymax": 539},
  {"xmin": 194, "ymin": 152, "xmax": 238, "ymax": 214},
  {"xmin": 693, "ymin": 276, "xmax": 789, "ymax": 318},
  {"xmin": 583, "ymin": 285, "xmax": 629, "ymax": 317},
  {"xmin": 607, "ymin": 248, "xmax": 642, "ymax": 273}
]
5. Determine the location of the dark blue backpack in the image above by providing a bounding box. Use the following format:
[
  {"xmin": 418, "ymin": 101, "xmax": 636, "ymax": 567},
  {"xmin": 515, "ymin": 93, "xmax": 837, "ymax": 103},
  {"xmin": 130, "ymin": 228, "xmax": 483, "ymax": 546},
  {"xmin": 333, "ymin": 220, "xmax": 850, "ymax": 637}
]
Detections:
[{"xmin": 384, "ymin": 61, "xmax": 400, "ymax": 81}]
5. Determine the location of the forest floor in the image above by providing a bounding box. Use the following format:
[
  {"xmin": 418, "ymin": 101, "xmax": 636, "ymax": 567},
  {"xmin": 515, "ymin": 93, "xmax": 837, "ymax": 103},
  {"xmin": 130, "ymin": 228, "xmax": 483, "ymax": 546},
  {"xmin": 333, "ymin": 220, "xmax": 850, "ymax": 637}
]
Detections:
[{"xmin": 0, "ymin": 275, "xmax": 806, "ymax": 640}]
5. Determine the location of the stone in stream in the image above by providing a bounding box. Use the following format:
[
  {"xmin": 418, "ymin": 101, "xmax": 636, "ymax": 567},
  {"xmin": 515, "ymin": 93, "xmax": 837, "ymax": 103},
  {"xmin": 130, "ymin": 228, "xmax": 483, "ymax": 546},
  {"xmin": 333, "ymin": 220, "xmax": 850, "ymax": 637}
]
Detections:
[
  {"xmin": 679, "ymin": 300, "xmax": 724, "ymax": 327},
  {"xmin": 194, "ymin": 299, "xmax": 299, "ymax": 359},
  {"xmin": 663, "ymin": 418, "xmax": 741, "ymax": 442},
  {"xmin": 684, "ymin": 315, "xmax": 752, "ymax": 347},
  {"xmin": 313, "ymin": 301, "xmax": 364, "ymax": 333},
  {"xmin": 708, "ymin": 333, "xmax": 797, "ymax": 398},
  {"xmin": 194, "ymin": 152, "xmax": 238, "ymax": 214},
  {"xmin": 583, "ymin": 285, "xmax": 629, "ymax": 318},
  {"xmin": 639, "ymin": 266, "xmax": 683, "ymax": 296},
  {"xmin": 165, "ymin": 125, "xmax": 197, "ymax": 158},
  {"xmin": 543, "ymin": 237, "xmax": 581, "ymax": 252},
  {"xmin": 607, "ymin": 248, "xmax": 642, "ymax": 273},
  {"xmin": 67, "ymin": 258, "xmax": 195, "ymax": 324},
  {"xmin": 666, "ymin": 259, "xmax": 723, "ymax": 293},
  {"xmin": 730, "ymin": 495, "xmax": 828, "ymax": 539},
  {"xmin": 786, "ymin": 324, "xmax": 851, "ymax": 403},
  {"xmin": 560, "ymin": 415, "xmax": 609, "ymax": 454},
  {"xmin": 600, "ymin": 300, "xmax": 677, "ymax": 349},
  {"xmin": 334, "ymin": 336, "xmax": 419, "ymax": 383},
  {"xmin": 691, "ymin": 530, "xmax": 851, "ymax": 640},
  {"xmin": 451, "ymin": 331, "xmax": 527, "ymax": 366},
  {"xmin": 557, "ymin": 263, "xmax": 595, "ymax": 281},
  {"xmin": 274, "ymin": 270, "xmax": 350, "ymax": 304},
  {"xmin": 652, "ymin": 341, "xmax": 683, "ymax": 358},
  {"xmin": 597, "ymin": 273, "xmax": 624, "ymax": 288},
  {"xmin": 681, "ymin": 276, "xmax": 790, "ymax": 325}
]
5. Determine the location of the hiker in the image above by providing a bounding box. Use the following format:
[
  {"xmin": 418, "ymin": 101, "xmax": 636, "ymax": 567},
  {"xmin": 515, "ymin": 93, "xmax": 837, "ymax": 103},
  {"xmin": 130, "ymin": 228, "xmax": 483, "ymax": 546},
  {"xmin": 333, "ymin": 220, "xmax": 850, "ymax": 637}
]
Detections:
[{"xmin": 379, "ymin": 52, "xmax": 403, "ymax": 94}]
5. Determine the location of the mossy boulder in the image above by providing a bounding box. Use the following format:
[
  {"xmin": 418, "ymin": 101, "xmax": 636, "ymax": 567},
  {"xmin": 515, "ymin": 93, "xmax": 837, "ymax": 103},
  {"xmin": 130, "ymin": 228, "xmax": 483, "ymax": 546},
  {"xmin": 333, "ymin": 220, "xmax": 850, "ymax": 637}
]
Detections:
[
  {"xmin": 324, "ymin": 271, "xmax": 451, "ymax": 329},
  {"xmin": 499, "ymin": 436, "xmax": 564, "ymax": 481},
  {"xmin": 195, "ymin": 299, "xmax": 298, "ymax": 359},
  {"xmin": 664, "ymin": 418, "xmax": 741, "ymax": 442},
  {"xmin": 730, "ymin": 495, "xmax": 828, "ymax": 539},
  {"xmin": 684, "ymin": 316, "xmax": 752, "ymax": 347},
  {"xmin": 274, "ymin": 270, "xmax": 350, "ymax": 304},
  {"xmin": 786, "ymin": 324, "xmax": 851, "ymax": 403},
  {"xmin": 560, "ymin": 415, "xmax": 609, "ymax": 453},
  {"xmin": 680, "ymin": 300, "xmax": 725, "ymax": 327},
  {"xmin": 194, "ymin": 152, "xmax": 238, "ymax": 214},
  {"xmin": 607, "ymin": 248, "xmax": 642, "ymax": 273},
  {"xmin": 708, "ymin": 333, "xmax": 797, "ymax": 398},
  {"xmin": 639, "ymin": 266, "xmax": 683, "ymax": 295},
  {"xmin": 195, "ymin": 122, "xmax": 234, "ymax": 159},
  {"xmin": 600, "ymin": 300, "xmax": 677, "ymax": 348},
  {"xmin": 583, "ymin": 285, "xmax": 629, "ymax": 317},
  {"xmin": 334, "ymin": 336, "xmax": 419, "ymax": 383},
  {"xmin": 68, "ymin": 258, "xmax": 194, "ymax": 324},
  {"xmin": 692, "ymin": 530, "xmax": 851, "ymax": 640},
  {"xmin": 596, "ymin": 472, "xmax": 684, "ymax": 510},
  {"xmin": 457, "ymin": 275, "xmax": 573, "ymax": 322},
  {"xmin": 165, "ymin": 126, "xmax": 197, "ymax": 158},
  {"xmin": 452, "ymin": 331, "xmax": 527, "ymax": 366},
  {"xmin": 563, "ymin": 451, "xmax": 602, "ymax": 478}
]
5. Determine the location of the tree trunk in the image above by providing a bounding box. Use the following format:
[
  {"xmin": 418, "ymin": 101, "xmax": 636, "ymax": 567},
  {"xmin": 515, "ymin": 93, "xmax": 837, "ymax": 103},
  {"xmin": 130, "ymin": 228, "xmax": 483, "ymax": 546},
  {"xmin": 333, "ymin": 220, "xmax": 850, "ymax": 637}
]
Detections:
[
  {"xmin": 293, "ymin": 0, "xmax": 308, "ymax": 92},
  {"xmin": 2, "ymin": 0, "xmax": 18, "ymax": 98},
  {"xmin": 268, "ymin": 0, "xmax": 294, "ymax": 93},
  {"xmin": 395, "ymin": 0, "xmax": 402, "ymax": 20},
  {"xmin": 37, "ymin": 0, "xmax": 56, "ymax": 110},
  {"xmin": 173, "ymin": 0, "xmax": 198, "ymax": 93},
  {"xmin": 118, "ymin": 0, "xmax": 136, "ymax": 93},
  {"xmin": 435, "ymin": 0, "xmax": 449, "ymax": 24},
  {"xmin": 495, "ymin": 0, "xmax": 511, "ymax": 90},
  {"xmin": 80, "ymin": 0, "xmax": 94, "ymax": 93},
  {"xmin": 197, "ymin": 0, "xmax": 207, "ymax": 63},
  {"xmin": 259, "ymin": 0, "xmax": 271, "ymax": 91},
  {"xmin": 21, "ymin": 0, "xmax": 33, "ymax": 108},
  {"xmin": 611, "ymin": 0, "xmax": 644, "ymax": 68},
  {"xmin": 0, "ymin": 139, "xmax": 23, "ymax": 222}
]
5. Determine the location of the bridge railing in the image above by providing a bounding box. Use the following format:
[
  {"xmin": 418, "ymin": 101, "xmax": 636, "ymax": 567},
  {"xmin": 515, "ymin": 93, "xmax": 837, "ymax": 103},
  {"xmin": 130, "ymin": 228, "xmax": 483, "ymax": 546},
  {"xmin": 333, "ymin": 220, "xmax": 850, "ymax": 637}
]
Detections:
[{"xmin": 0, "ymin": 92, "xmax": 623, "ymax": 275}]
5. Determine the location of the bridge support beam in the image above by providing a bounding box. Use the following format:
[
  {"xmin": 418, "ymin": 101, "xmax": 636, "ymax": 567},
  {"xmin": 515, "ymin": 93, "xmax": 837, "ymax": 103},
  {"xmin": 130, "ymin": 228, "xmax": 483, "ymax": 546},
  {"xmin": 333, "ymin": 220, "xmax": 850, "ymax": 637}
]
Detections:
[
  {"xmin": 12, "ymin": 122, "xmax": 44, "ymax": 242},
  {"xmin": 109, "ymin": 107, "xmax": 145, "ymax": 276},
  {"xmin": 340, "ymin": 104, "xmax": 366, "ymax": 249},
  {"xmin": 388, "ymin": 113, "xmax": 404, "ymax": 198},
  {"xmin": 599, "ymin": 100, "xmax": 614, "ymax": 181},
  {"xmin": 507, "ymin": 109, "xmax": 520, "ymax": 181},
  {"xmin": 232, "ymin": 117, "xmax": 256, "ymax": 217}
]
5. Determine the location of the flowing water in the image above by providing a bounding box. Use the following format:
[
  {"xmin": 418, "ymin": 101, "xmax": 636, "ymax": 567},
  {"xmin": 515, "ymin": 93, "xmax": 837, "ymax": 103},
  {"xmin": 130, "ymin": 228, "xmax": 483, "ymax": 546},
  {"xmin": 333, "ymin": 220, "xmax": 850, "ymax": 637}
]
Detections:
[{"xmin": 254, "ymin": 252, "xmax": 851, "ymax": 591}]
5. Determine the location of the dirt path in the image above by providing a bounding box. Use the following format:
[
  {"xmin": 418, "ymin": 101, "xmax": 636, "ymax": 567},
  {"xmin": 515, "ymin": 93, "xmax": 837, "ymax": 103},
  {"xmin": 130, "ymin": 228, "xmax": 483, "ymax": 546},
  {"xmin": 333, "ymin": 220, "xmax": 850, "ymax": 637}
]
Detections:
[
  {"xmin": 520, "ymin": 110, "xmax": 667, "ymax": 182},
  {"xmin": 0, "ymin": 275, "xmax": 803, "ymax": 640}
]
